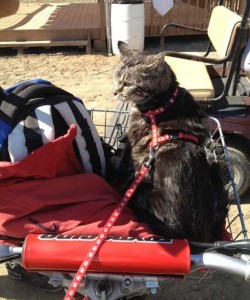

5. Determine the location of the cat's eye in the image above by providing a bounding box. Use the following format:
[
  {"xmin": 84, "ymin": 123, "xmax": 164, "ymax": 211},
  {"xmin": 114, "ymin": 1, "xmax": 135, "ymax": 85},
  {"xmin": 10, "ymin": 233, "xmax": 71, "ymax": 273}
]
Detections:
[{"xmin": 124, "ymin": 82, "xmax": 132, "ymax": 87}]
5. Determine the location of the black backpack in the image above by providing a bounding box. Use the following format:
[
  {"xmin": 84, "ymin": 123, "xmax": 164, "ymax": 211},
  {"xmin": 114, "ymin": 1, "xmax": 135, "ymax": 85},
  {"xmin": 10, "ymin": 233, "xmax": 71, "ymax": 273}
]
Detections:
[{"xmin": 0, "ymin": 79, "xmax": 111, "ymax": 179}]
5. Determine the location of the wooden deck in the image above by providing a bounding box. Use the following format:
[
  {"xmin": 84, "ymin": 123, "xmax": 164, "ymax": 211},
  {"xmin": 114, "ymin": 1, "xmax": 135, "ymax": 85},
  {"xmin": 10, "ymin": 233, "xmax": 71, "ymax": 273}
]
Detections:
[
  {"xmin": 0, "ymin": 3, "xmax": 103, "ymax": 53},
  {"xmin": 0, "ymin": 1, "xmax": 212, "ymax": 54},
  {"xmin": 0, "ymin": 0, "xmax": 244, "ymax": 54},
  {"xmin": 0, "ymin": 1, "xmax": 216, "ymax": 55}
]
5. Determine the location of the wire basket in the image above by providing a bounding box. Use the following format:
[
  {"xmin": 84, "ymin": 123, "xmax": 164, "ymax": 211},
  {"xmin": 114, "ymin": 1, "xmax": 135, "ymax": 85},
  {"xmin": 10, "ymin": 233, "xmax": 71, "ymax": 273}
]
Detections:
[
  {"xmin": 88, "ymin": 106, "xmax": 248, "ymax": 242},
  {"xmin": 206, "ymin": 117, "xmax": 248, "ymax": 241},
  {"xmin": 88, "ymin": 103, "xmax": 130, "ymax": 149}
]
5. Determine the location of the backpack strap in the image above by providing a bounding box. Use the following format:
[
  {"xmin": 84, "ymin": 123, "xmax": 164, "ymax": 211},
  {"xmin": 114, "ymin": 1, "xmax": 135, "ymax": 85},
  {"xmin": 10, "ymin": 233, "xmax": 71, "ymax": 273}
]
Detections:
[
  {"xmin": 15, "ymin": 83, "xmax": 72, "ymax": 100},
  {"xmin": 4, "ymin": 78, "xmax": 52, "ymax": 94},
  {"xmin": 0, "ymin": 92, "xmax": 29, "ymax": 150}
]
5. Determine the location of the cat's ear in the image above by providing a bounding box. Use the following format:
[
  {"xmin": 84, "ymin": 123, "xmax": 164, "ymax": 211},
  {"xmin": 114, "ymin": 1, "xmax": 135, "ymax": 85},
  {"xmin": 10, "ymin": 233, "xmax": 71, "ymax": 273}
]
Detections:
[
  {"xmin": 118, "ymin": 41, "xmax": 134, "ymax": 58},
  {"xmin": 149, "ymin": 52, "xmax": 165, "ymax": 68}
]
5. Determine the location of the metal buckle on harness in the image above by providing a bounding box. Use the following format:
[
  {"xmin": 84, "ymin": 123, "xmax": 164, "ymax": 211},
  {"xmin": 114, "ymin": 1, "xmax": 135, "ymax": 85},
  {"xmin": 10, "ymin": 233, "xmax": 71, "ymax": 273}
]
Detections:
[{"xmin": 144, "ymin": 147, "xmax": 155, "ymax": 169}]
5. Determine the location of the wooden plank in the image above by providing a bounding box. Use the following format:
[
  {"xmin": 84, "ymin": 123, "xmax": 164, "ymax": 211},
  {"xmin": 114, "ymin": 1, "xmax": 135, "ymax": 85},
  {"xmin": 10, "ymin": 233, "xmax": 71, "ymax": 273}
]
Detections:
[
  {"xmin": 84, "ymin": 4, "xmax": 93, "ymax": 28},
  {"xmin": 79, "ymin": 3, "xmax": 87, "ymax": 29},
  {"xmin": 48, "ymin": 5, "xmax": 59, "ymax": 29},
  {"xmin": 203, "ymin": 0, "xmax": 209, "ymax": 29},
  {"xmin": 238, "ymin": 0, "xmax": 246, "ymax": 14},
  {"xmin": 92, "ymin": 1, "xmax": 97, "ymax": 29},
  {"xmin": 0, "ymin": 4, "xmax": 42, "ymax": 29},
  {"xmin": 0, "ymin": 39, "xmax": 91, "ymax": 55},
  {"xmin": 88, "ymin": 3, "xmax": 94, "ymax": 28},
  {"xmin": 17, "ymin": 5, "xmax": 57, "ymax": 30},
  {"xmin": 92, "ymin": 3, "xmax": 100, "ymax": 29},
  {"xmin": 0, "ymin": 40, "xmax": 89, "ymax": 47},
  {"xmin": 99, "ymin": 0, "xmax": 106, "ymax": 40},
  {"xmin": 48, "ymin": 4, "xmax": 92, "ymax": 30},
  {"xmin": 0, "ymin": 0, "xmax": 19, "ymax": 18},
  {"xmin": 59, "ymin": 5, "xmax": 76, "ymax": 29},
  {"xmin": 150, "ymin": 2, "xmax": 154, "ymax": 36},
  {"xmin": 50, "ymin": 5, "xmax": 67, "ymax": 30},
  {"xmin": 69, "ymin": 4, "xmax": 77, "ymax": 28},
  {"xmin": 176, "ymin": 0, "xmax": 181, "ymax": 26},
  {"xmin": 75, "ymin": 3, "xmax": 84, "ymax": 29},
  {"xmin": 68, "ymin": 4, "xmax": 78, "ymax": 28}
]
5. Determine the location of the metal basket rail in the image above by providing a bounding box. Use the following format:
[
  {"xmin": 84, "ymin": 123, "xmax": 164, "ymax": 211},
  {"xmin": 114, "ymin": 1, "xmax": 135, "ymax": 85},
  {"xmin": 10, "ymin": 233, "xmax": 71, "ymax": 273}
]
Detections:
[
  {"xmin": 207, "ymin": 117, "xmax": 248, "ymax": 240},
  {"xmin": 88, "ymin": 104, "xmax": 130, "ymax": 149},
  {"xmin": 88, "ymin": 107, "xmax": 249, "ymax": 241}
]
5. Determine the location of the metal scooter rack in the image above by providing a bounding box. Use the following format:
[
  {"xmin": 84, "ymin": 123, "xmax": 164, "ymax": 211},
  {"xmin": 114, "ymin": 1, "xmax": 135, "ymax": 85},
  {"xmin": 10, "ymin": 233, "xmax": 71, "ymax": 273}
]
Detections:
[{"xmin": 208, "ymin": 117, "xmax": 248, "ymax": 240}]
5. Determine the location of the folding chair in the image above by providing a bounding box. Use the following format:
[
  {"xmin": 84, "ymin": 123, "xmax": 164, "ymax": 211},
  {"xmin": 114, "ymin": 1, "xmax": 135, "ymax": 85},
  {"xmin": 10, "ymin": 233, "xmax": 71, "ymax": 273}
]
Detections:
[{"xmin": 161, "ymin": 1, "xmax": 250, "ymax": 110}]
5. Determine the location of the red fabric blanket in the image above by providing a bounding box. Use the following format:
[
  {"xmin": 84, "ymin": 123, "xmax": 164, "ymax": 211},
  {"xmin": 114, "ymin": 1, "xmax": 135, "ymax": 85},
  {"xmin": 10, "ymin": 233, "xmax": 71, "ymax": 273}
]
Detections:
[{"xmin": 0, "ymin": 125, "xmax": 155, "ymax": 241}]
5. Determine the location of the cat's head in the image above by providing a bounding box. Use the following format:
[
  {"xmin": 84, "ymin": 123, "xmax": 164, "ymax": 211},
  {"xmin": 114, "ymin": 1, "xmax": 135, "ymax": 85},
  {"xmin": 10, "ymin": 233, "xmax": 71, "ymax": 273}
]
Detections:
[{"xmin": 113, "ymin": 41, "xmax": 177, "ymax": 106}]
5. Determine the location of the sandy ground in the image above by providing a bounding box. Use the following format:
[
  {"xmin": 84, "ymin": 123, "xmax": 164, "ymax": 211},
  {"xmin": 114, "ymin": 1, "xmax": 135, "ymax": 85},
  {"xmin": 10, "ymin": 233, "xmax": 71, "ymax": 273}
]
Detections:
[
  {"xmin": 0, "ymin": 23, "xmax": 250, "ymax": 300},
  {"xmin": 0, "ymin": 49, "xmax": 119, "ymax": 109}
]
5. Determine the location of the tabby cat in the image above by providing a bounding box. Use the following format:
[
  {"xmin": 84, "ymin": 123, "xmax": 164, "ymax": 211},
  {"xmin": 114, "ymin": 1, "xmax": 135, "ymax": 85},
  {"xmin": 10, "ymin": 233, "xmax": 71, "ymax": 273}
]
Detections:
[{"xmin": 113, "ymin": 41, "xmax": 228, "ymax": 242}]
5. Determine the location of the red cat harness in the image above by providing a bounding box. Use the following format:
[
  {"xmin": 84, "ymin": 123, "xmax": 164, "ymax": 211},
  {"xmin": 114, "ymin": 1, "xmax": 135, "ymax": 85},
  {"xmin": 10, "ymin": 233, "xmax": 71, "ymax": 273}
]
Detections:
[
  {"xmin": 143, "ymin": 88, "xmax": 199, "ymax": 148},
  {"xmin": 64, "ymin": 87, "xmax": 197, "ymax": 300}
]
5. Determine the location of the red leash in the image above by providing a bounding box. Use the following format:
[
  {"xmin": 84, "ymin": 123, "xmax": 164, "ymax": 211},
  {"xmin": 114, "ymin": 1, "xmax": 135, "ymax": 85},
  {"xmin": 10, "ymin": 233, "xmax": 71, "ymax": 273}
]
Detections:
[
  {"xmin": 64, "ymin": 89, "xmax": 184, "ymax": 300},
  {"xmin": 64, "ymin": 164, "xmax": 151, "ymax": 300}
]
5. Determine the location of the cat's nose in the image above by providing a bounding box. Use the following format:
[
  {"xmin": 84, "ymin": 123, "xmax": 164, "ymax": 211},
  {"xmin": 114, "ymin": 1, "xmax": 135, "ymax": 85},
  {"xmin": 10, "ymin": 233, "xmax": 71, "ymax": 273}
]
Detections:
[{"xmin": 113, "ymin": 89, "xmax": 118, "ymax": 96}]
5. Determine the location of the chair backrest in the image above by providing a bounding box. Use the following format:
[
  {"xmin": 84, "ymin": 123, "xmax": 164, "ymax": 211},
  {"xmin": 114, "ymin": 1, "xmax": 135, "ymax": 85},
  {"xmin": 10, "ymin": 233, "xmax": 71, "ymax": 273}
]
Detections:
[{"xmin": 208, "ymin": 5, "xmax": 242, "ymax": 59}]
